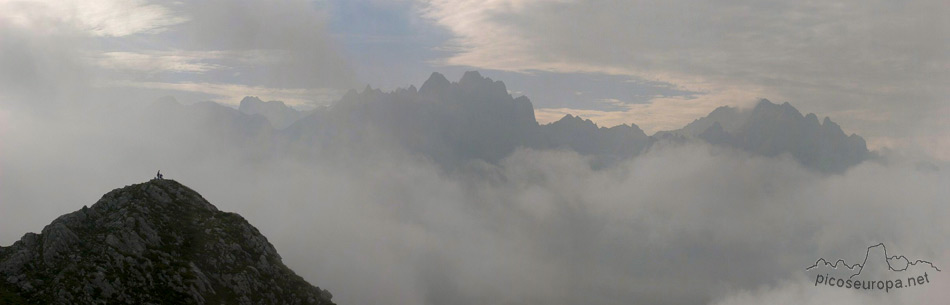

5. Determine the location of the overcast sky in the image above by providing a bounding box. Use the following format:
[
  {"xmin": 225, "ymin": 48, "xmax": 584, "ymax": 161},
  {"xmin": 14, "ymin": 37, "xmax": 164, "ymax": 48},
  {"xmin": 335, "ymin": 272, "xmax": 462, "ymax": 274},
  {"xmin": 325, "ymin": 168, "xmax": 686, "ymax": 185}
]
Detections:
[
  {"xmin": 1, "ymin": 0, "xmax": 947, "ymax": 159},
  {"xmin": 2, "ymin": 2, "xmax": 949, "ymax": 304}
]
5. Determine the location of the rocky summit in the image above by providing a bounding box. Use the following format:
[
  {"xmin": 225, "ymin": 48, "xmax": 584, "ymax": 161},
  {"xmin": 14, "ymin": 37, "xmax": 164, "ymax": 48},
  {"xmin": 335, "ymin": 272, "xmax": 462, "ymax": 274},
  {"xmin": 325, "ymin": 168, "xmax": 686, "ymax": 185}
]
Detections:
[{"xmin": 0, "ymin": 179, "xmax": 333, "ymax": 305}]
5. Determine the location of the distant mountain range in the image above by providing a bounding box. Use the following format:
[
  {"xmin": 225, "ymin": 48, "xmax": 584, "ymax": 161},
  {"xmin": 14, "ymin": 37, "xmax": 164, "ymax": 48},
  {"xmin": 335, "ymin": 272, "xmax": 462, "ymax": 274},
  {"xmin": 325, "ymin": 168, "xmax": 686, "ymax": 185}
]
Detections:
[
  {"xmin": 146, "ymin": 71, "xmax": 871, "ymax": 172},
  {"xmin": 0, "ymin": 179, "xmax": 334, "ymax": 304},
  {"xmin": 0, "ymin": 72, "xmax": 878, "ymax": 303},
  {"xmin": 238, "ymin": 96, "xmax": 311, "ymax": 130}
]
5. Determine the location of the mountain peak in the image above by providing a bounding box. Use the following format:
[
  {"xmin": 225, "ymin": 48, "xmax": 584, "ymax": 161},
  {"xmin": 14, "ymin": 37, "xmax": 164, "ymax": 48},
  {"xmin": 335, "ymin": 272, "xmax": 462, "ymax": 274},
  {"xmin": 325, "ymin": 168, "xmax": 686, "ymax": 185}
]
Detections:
[
  {"xmin": 822, "ymin": 116, "xmax": 834, "ymax": 126},
  {"xmin": 753, "ymin": 98, "xmax": 775, "ymax": 109},
  {"xmin": 0, "ymin": 179, "xmax": 334, "ymax": 304},
  {"xmin": 552, "ymin": 113, "xmax": 595, "ymax": 127},
  {"xmin": 459, "ymin": 70, "xmax": 484, "ymax": 83},
  {"xmin": 419, "ymin": 72, "xmax": 451, "ymax": 94},
  {"xmin": 457, "ymin": 71, "xmax": 508, "ymax": 97},
  {"xmin": 237, "ymin": 96, "xmax": 305, "ymax": 129},
  {"xmin": 560, "ymin": 114, "xmax": 576, "ymax": 120},
  {"xmin": 239, "ymin": 96, "xmax": 293, "ymax": 111},
  {"xmin": 749, "ymin": 99, "xmax": 803, "ymax": 120},
  {"xmin": 709, "ymin": 105, "xmax": 738, "ymax": 115},
  {"xmin": 659, "ymin": 99, "xmax": 870, "ymax": 172},
  {"xmin": 751, "ymin": 99, "xmax": 780, "ymax": 112},
  {"xmin": 240, "ymin": 95, "xmax": 264, "ymax": 105}
]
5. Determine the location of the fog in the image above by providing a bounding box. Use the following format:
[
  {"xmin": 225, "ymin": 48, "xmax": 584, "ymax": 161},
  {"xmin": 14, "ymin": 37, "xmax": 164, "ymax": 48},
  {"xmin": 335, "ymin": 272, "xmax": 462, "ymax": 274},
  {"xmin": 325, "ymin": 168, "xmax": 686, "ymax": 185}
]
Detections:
[
  {"xmin": 1, "ymin": 99, "xmax": 947, "ymax": 304},
  {"xmin": 1, "ymin": 0, "xmax": 947, "ymax": 304}
]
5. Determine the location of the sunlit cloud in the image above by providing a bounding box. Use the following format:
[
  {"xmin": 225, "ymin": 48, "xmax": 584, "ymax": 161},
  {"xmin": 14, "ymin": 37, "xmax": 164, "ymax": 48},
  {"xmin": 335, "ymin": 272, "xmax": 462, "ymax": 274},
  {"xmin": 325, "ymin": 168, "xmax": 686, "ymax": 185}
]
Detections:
[
  {"xmin": 94, "ymin": 51, "xmax": 224, "ymax": 73},
  {"xmin": 102, "ymin": 80, "xmax": 341, "ymax": 109},
  {"xmin": 0, "ymin": 0, "xmax": 186, "ymax": 37}
]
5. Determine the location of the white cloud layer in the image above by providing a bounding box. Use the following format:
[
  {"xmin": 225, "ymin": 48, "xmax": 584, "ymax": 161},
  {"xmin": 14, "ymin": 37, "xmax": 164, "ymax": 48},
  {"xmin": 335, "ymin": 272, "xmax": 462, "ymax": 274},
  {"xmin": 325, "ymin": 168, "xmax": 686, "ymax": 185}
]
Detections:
[
  {"xmin": 2, "ymin": 104, "xmax": 947, "ymax": 304},
  {"xmin": 1, "ymin": 2, "xmax": 948, "ymax": 302}
]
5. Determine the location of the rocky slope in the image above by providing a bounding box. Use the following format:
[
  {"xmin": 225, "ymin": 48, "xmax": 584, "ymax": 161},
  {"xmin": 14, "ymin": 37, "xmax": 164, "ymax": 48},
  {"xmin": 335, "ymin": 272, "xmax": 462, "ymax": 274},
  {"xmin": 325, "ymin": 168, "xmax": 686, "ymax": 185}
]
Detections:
[{"xmin": 0, "ymin": 179, "xmax": 333, "ymax": 305}]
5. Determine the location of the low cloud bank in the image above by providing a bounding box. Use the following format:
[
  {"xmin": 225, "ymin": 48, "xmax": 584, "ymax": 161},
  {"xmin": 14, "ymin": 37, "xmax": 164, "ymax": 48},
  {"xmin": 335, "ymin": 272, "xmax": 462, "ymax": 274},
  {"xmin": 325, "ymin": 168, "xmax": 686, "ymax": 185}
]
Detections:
[{"xmin": 1, "ymin": 104, "xmax": 947, "ymax": 305}]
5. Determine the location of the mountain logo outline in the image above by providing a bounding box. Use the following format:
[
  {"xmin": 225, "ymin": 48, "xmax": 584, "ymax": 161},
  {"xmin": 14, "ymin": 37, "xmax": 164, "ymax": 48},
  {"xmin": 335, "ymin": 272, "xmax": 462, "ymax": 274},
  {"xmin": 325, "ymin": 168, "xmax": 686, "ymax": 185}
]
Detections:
[{"xmin": 806, "ymin": 243, "xmax": 941, "ymax": 279}]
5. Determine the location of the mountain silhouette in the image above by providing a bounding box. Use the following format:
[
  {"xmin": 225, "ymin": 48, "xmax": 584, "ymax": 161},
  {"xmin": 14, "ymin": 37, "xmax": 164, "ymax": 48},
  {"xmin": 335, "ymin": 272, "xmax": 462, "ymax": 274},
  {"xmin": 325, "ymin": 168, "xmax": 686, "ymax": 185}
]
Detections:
[
  {"xmin": 658, "ymin": 99, "xmax": 870, "ymax": 172},
  {"xmin": 0, "ymin": 179, "xmax": 334, "ymax": 304},
  {"xmin": 139, "ymin": 72, "xmax": 870, "ymax": 172},
  {"xmin": 146, "ymin": 97, "xmax": 275, "ymax": 143},
  {"xmin": 286, "ymin": 72, "xmax": 869, "ymax": 171},
  {"xmin": 539, "ymin": 114, "xmax": 653, "ymax": 166},
  {"xmin": 238, "ymin": 96, "xmax": 309, "ymax": 129},
  {"xmin": 284, "ymin": 71, "xmax": 541, "ymax": 166}
]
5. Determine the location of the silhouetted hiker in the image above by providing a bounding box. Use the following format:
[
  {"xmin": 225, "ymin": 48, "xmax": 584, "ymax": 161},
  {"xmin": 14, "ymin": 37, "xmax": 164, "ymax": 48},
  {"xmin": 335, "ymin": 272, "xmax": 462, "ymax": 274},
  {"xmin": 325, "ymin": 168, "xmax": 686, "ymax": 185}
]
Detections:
[{"xmin": 156, "ymin": 170, "xmax": 163, "ymax": 180}]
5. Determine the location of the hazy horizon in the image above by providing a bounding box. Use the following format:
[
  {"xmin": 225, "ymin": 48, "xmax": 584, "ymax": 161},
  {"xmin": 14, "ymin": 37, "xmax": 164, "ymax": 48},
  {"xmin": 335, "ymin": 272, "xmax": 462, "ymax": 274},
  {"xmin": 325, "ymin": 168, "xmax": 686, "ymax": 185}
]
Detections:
[{"xmin": 1, "ymin": 1, "xmax": 948, "ymax": 304}]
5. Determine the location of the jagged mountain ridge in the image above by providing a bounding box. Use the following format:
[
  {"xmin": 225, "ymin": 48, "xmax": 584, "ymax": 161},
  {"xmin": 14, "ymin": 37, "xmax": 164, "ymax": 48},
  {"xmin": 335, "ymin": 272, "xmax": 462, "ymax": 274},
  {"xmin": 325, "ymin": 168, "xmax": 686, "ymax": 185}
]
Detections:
[
  {"xmin": 144, "ymin": 71, "xmax": 869, "ymax": 172},
  {"xmin": 0, "ymin": 179, "xmax": 334, "ymax": 305},
  {"xmin": 284, "ymin": 71, "xmax": 867, "ymax": 171},
  {"xmin": 283, "ymin": 71, "xmax": 541, "ymax": 166},
  {"xmin": 659, "ymin": 99, "xmax": 870, "ymax": 172},
  {"xmin": 283, "ymin": 71, "xmax": 656, "ymax": 166},
  {"xmin": 538, "ymin": 114, "xmax": 653, "ymax": 165}
]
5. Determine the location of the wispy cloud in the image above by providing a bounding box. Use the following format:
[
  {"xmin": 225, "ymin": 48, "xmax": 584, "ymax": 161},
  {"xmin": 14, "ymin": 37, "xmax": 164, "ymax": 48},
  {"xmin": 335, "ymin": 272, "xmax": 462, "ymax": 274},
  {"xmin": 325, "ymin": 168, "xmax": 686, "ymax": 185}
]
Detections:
[
  {"xmin": 1, "ymin": 0, "xmax": 186, "ymax": 37},
  {"xmin": 91, "ymin": 50, "xmax": 290, "ymax": 74},
  {"xmin": 94, "ymin": 51, "xmax": 223, "ymax": 73},
  {"xmin": 102, "ymin": 80, "xmax": 341, "ymax": 108},
  {"xmin": 0, "ymin": 0, "xmax": 355, "ymax": 112}
]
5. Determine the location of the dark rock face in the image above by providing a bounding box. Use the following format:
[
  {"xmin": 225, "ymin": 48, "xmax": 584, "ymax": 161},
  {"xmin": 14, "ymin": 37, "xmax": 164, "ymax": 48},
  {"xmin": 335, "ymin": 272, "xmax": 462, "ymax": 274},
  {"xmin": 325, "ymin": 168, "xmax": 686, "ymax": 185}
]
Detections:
[{"xmin": 0, "ymin": 180, "xmax": 333, "ymax": 305}]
